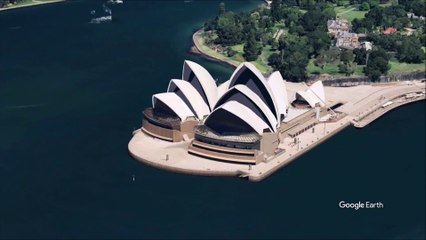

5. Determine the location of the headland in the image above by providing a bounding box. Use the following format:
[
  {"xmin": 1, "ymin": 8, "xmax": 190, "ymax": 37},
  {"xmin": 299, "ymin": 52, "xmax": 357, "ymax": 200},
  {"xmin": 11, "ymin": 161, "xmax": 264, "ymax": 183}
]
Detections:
[{"xmin": 128, "ymin": 60, "xmax": 425, "ymax": 182}]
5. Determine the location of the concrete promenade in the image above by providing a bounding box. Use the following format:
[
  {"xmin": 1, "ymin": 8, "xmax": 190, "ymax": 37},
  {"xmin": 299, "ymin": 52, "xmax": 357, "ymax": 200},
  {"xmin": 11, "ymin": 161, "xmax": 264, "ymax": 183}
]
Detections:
[{"xmin": 128, "ymin": 81, "xmax": 425, "ymax": 181}]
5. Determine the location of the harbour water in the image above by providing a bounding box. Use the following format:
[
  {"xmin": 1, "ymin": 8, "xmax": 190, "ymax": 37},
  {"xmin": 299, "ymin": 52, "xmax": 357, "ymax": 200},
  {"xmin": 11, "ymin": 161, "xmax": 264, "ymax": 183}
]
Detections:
[{"xmin": 0, "ymin": 0, "xmax": 424, "ymax": 238}]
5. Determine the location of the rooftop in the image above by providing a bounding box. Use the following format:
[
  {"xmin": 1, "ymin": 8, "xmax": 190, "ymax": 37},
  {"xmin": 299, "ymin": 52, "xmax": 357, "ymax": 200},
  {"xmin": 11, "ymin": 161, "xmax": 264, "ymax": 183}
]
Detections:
[
  {"xmin": 143, "ymin": 108, "xmax": 181, "ymax": 129},
  {"xmin": 194, "ymin": 125, "xmax": 261, "ymax": 143}
]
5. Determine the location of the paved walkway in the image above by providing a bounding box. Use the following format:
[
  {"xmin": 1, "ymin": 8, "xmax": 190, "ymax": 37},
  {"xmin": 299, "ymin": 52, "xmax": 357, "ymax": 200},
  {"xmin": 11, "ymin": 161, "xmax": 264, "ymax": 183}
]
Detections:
[
  {"xmin": 192, "ymin": 29, "xmax": 239, "ymax": 68},
  {"xmin": 129, "ymin": 81, "xmax": 426, "ymax": 181}
]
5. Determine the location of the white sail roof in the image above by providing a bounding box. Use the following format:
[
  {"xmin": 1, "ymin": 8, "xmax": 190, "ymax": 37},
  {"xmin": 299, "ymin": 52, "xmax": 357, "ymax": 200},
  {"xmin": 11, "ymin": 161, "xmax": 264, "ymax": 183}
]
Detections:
[
  {"xmin": 152, "ymin": 92, "xmax": 194, "ymax": 121},
  {"xmin": 167, "ymin": 79, "xmax": 210, "ymax": 119},
  {"xmin": 217, "ymin": 80, "xmax": 231, "ymax": 98},
  {"xmin": 268, "ymin": 71, "xmax": 289, "ymax": 118},
  {"xmin": 182, "ymin": 60, "xmax": 218, "ymax": 110},
  {"xmin": 207, "ymin": 100, "xmax": 270, "ymax": 135},
  {"xmin": 295, "ymin": 81, "xmax": 326, "ymax": 108},
  {"xmin": 214, "ymin": 84, "xmax": 278, "ymax": 132},
  {"xmin": 309, "ymin": 81, "xmax": 326, "ymax": 104},
  {"xmin": 227, "ymin": 62, "xmax": 279, "ymax": 121}
]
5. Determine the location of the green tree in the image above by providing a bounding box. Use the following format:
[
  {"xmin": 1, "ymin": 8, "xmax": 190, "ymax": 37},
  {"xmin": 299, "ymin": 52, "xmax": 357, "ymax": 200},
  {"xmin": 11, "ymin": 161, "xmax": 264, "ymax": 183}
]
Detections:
[
  {"xmin": 280, "ymin": 50, "xmax": 309, "ymax": 81},
  {"xmin": 227, "ymin": 47, "xmax": 236, "ymax": 57},
  {"xmin": 322, "ymin": 6, "xmax": 337, "ymax": 20},
  {"xmin": 261, "ymin": 32, "xmax": 274, "ymax": 46},
  {"xmin": 365, "ymin": 47, "xmax": 390, "ymax": 81},
  {"xmin": 271, "ymin": 34, "xmax": 311, "ymax": 81},
  {"xmin": 354, "ymin": 48, "xmax": 368, "ymax": 65},
  {"xmin": 308, "ymin": 30, "xmax": 331, "ymax": 56},
  {"xmin": 243, "ymin": 31, "xmax": 261, "ymax": 61},
  {"xmin": 367, "ymin": 0, "xmax": 379, "ymax": 8},
  {"xmin": 271, "ymin": 0, "xmax": 282, "ymax": 21},
  {"xmin": 301, "ymin": 8, "xmax": 325, "ymax": 32},
  {"xmin": 314, "ymin": 53, "xmax": 327, "ymax": 69},
  {"xmin": 215, "ymin": 12, "xmax": 243, "ymax": 45},
  {"xmin": 203, "ymin": 17, "xmax": 217, "ymax": 31},
  {"xmin": 286, "ymin": 12, "xmax": 300, "ymax": 26},
  {"xmin": 359, "ymin": 2, "xmax": 370, "ymax": 11},
  {"xmin": 268, "ymin": 53, "xmax": 283, "ymax": 70},
  {"xmin": 396, "ymin": 36, "xmax": 425, "ymax": 63},
  {"xmin": 367, "ymin": 70, "xmax": 382, "ymax": 81},
  {"xmin": 278, "ymin": 34, "xmax": 312, "ymax": 55},
  {"xmin": 340, "ymin": 49, "xmax": 354, "ymax": 64},
  {"xmin": 338, "ymin": 62, "xmax": 356, "ymax": 76},
  {"xmin": 324, "ymin": 48, "xmax": 341, "ymax": 63},
  {"xmin": 300, "ymin": 6, "xmax": 335, "ymax": 32}
]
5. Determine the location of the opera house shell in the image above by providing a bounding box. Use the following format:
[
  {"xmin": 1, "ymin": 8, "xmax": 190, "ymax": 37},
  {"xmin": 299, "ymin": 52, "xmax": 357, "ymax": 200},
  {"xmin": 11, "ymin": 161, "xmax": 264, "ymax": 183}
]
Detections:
[{"xmin": 141, "ymin": 60, "xmax": 326, "ymax": 164}]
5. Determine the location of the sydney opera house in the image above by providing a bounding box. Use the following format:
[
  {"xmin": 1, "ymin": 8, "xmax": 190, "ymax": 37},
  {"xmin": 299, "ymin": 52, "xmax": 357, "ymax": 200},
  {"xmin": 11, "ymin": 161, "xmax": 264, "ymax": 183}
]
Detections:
[{"xmin": 141, "ymin": 60, "xmax": 327, "ymax": 164}]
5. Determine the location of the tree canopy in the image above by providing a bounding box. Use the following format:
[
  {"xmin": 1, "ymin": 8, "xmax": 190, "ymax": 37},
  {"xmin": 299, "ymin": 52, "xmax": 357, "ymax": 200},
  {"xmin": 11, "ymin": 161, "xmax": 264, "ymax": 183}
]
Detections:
[{"xmin": 365, "ymin": 47, "xmax": 390, "ymax": 81}]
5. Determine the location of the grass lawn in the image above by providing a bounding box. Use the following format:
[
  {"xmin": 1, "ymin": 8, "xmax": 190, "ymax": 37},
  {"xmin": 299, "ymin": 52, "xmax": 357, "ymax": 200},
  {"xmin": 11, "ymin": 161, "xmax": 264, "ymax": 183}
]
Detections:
[
  {"xmin": 335, "ymin": 5, "xmax": 367, "ymax": 22},
  {"xmin": 388, "ymin": 58, "xmax": 426, "ymax": 73},
  {"xmin": 307, "ymin": 59, "xmax": 341, "ymax": 75},
  {"xmin": 197, "ymin": 34, "xmax": 241, "ymax": 66},
  {"xmin": 230, "ymin": 44, "xmax": 244, "ymax": 53},
  {"xmin": 230, "ymin": 44, "xmax": 273, "ymax": 73},
  {"xmin": 339, "ymin": 10, "xmax": 367, "ymax": 22},
  {"xmin": 199, "ymin": 37, "xmax": 274, "ymax": 73},
  {"xmin": 198, "ymin": 30, "xmax": 425, "ymax": 76},
  {"xmin": 307, "ymin": 57, "xmax": 426, "ymax": 76},
  {"xmin": 13, "ymin": 0, "xmax": 33, "ymax": 6},
  {"xmin": 307, "ymin": 59, "xmax": 364, "ymax": 76},
  {"xmin": 379, "ymin": 2, "xmax": 393, "ymax": 7},
  {"xmin": 253, "ymin": 46, "xmax": 274, "ymax": 73}
]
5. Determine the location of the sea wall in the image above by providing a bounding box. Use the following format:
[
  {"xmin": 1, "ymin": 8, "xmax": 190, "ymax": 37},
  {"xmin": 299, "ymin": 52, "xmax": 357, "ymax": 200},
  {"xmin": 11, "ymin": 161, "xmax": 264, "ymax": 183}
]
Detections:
[{"xmin": 309, "ymin": 71, "xmax": 426, "ymax": 87}]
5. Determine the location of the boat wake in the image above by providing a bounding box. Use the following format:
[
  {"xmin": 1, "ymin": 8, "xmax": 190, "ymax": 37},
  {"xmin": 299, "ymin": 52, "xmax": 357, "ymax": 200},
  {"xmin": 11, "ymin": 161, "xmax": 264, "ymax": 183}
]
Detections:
[
  {"xmin": 2, "ymin": 103, "xmax": 46, "ymax": 110},
  {"xmin": 89, "ymin": 3, "xmax": 112, "ymax": 24}
]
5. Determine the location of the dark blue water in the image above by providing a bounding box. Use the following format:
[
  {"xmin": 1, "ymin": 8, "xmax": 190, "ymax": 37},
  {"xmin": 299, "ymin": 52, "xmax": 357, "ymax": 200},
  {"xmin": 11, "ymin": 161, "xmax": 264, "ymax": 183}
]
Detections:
[{"xmin": 0, "ymin": 1, "xmax": 424, "ymax": 239}]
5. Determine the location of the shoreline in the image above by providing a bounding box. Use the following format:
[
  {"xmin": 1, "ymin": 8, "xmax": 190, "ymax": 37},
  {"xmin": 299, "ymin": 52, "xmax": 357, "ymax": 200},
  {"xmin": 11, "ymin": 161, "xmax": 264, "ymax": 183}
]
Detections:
[
  {"xmin": 191, "ymin": 29, "xmax": 239, "ymax": 69},
  {"xmin": 353, "ymin": 93, "xmax": 425, "ymax": 128},
  {"xmin": 192, "ymin": 29, "xmax": 426, "ymax": 79},
  {"xmin": 129, "ymin": 81, "xmax": 425, "ymax": 181},
  {"xmin": 0, "ymin": 0, "xmax": 65, "ymax": 12}
]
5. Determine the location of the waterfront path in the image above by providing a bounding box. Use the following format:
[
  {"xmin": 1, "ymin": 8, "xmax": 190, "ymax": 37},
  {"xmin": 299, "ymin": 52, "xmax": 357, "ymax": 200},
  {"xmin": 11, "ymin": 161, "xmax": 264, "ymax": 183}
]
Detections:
[
  {"xmin": 353, "ymin": 91, "xmax": 425, "ymax": 128},
  {"xmin": 192, "ymin": 29, "xmax": 239, "ymax": 68},
  {"xmin": 129, "ymin": 81, "xmax": 425, "ymax": 181}
]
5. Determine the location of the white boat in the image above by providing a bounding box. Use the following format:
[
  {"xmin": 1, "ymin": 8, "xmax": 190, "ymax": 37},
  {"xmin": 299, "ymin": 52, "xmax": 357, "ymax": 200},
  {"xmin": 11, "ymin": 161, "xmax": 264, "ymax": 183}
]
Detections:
[
  {"xmin": 107, "ymin": 0, "xmax": 123, "ymax": 4},
  {"xmin": 90, "ymin": 15, "xmax": 112, "ymax": 24}
]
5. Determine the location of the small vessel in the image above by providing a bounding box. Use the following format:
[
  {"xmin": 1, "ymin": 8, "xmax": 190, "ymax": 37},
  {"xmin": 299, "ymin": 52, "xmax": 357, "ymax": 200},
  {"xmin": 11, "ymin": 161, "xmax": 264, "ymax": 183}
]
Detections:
[
  {"xmin": 90, "ymin": 15, "xmax": 112, "ymax": 24},
  {"xmin": 107, "ymin": 0, "xmax": 123, "ymax": 4}
]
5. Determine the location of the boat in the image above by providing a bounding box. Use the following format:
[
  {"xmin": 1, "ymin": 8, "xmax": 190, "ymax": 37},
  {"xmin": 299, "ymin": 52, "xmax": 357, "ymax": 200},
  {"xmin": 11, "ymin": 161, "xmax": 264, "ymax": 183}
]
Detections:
[{"xmin": 107, "ymin": 0, "xmax": 123, "ymax": 4}]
